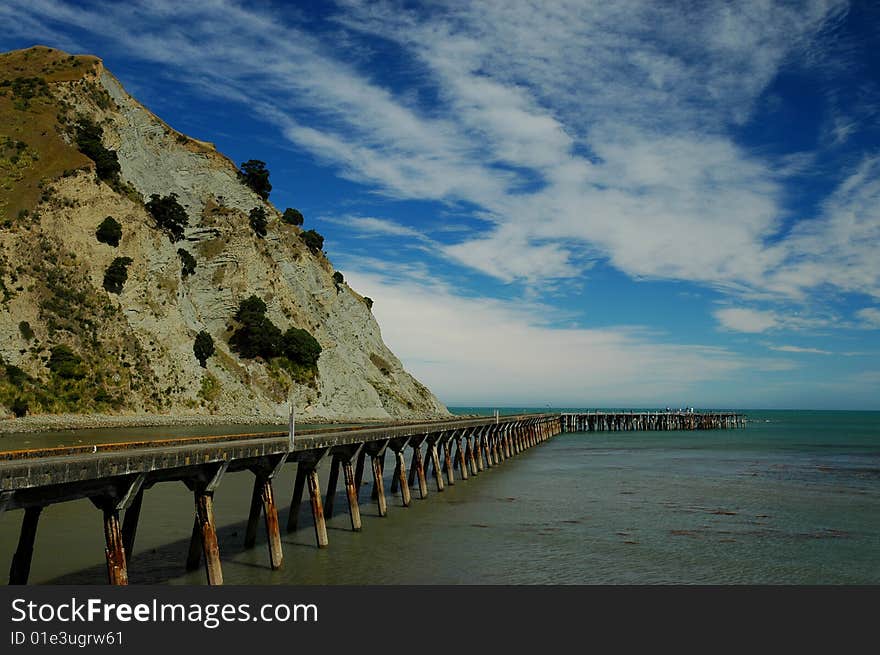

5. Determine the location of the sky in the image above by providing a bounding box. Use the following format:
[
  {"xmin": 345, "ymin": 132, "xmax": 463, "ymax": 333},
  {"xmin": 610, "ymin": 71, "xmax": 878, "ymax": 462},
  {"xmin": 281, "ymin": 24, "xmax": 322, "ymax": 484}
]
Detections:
[{"xmin": 2, "ymin": 0, "xmax": 879, "ymax": 409}]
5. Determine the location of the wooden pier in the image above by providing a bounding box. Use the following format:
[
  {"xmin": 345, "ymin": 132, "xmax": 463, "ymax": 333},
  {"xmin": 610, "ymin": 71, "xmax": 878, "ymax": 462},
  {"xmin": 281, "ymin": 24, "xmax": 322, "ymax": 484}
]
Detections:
[
  {"xmin": 0, "ymin": 409, "xmax": 745, "ymax": 585},
  {"xmin": 561, "ymin": 411, "xmax": 745, "ymax": 432},
  {"xmin": 0, "ymin": 413, "xmax": 561, "ymax": 586}
]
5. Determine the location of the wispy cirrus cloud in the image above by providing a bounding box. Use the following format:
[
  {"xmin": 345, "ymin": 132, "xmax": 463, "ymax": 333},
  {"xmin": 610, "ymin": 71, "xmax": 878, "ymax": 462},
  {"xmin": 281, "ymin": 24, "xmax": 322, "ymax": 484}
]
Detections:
[{"xmin": 4, "ymin": 0, "xmax": 874, "ymax": 304}]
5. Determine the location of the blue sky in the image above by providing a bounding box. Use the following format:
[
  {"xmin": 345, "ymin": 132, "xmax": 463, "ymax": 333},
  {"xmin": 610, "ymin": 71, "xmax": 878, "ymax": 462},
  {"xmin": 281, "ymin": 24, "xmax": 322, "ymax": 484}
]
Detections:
[{"xmin": 3, "ymin": 0, "xmax": 879, "ymax": 409}]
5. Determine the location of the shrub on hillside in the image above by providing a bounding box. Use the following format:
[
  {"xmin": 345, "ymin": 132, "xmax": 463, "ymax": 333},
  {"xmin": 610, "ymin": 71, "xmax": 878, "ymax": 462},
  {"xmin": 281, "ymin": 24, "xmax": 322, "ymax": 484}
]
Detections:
[
  {"xmin": 230, "ymin": 295, "xmax": 282, "ymax": 360},
  {"xmin": 229, "ymin": 295, "xmax": 321, "ymax": 369},
  {"xmin": 74, "ymin": 118, "xmax": 120, "ymax": 184},
  {"xmin": 249, "ymin": 206, "xmax": 268, "ymax": 238},
  {"xmin": 177, "ymin": 248, "xmax": 196, "ymax": 277},
  {"xmin": 300, "ymin": 229, "xmax": 324, "ymax": 253},
  {"xmin": 47, "ymin": 345, "xmax": 85, "ymax": 380},
  {"xmin": 238, "ymin": 160, "xmax": 272, "ymax": 200},
  {"xmin": 103, "ymin": 256, "xmax": 133, "ymax": 294},
  {"xmin": 193, "ymin": 330, "xmax": 215, "ymax": 368},
  {"xmin": 145, "ymin": 193, "xmax": 188, "ymax": 242},
  {"xmin": 96, "ymin": 216, "xmax": 122, "ymax": 247},
  {"xmin": 282, "ymin": 208, "xmax": 304, "ymax": 226},
  {"xmin": 282, "ymin": 327, "xmax": 322, "ymax": 367}
]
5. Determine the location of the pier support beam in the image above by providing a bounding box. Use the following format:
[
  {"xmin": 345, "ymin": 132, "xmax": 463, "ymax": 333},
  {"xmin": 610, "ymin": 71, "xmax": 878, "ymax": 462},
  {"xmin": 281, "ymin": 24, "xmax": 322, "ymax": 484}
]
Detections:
[
  {"xmin": 411, "ymin": 439, "xmax": 429, "ymax": 499},
  {"xmin": 102, "ymin": 504, "xmax": 128, "ymax": 586},
  {"xmin": 194, "ymin": 491, "xmax": 222, "ymax": 585},
  {"xmin": 307, "ymin": 468, "xmax": 329, "ymax": 548},
  {"xmin": 342, "ymin": 457, "xmax": 362, "ymax": 531},
  {"xmin": 9, "ymin": 506, "xmax": 42, "ymax": 585},
  {"xmin": 457, "ymin": 434, "xmax": 469, "ymax": 480},
  {"xmin": 244, "ymin": 459, "xmax": 285, "ymax": 570},
  {"xmin": 443, "ymin": 434, "xmax": 456, "ymax": 486},
  {"xmin": 429, "ymin": 439, "xmax": 445, "ymax": 492},
  {"xmin": 371, "ymin": 454, "xmax": 387, "ymax": 517},
  {"xmin": 395, "ymin": 449, "xmax": 411, "ymax": 507}
]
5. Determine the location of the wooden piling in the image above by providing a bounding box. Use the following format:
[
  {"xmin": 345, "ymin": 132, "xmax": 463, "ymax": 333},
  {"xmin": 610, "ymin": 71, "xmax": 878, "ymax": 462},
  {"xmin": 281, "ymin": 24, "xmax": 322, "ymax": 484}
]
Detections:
[
  {"xmin": 457, "ymin": 435, "xmax": 469, "ymax": 480},
  {"xmin": 444, "ymin": 436, "xmax": 456, "ymax": 486},
  {"xmin": 103, "ymin": 505, "xmax": 128, "ymax": 585},
  {"xmin": 307, "ymin": 468, "xmax": 329, "ymax": 548},
  {"xmin": 413, "ymin": 443, "xmax": 429, "ymax": 499},
  {"xmin": 371, "ymin": 454, "xmax": 388, "ymax": 516},
  {"xmin": 342, "ymin": 459, "xmax": 362, "ymax": 531},
  {"xmin": 194, "ymin": 491, "xmax": 222, "ymax": 585},
  {"xmin": 430, "ymin": 441, "xmax": 445, "ymax": 491},
  {"xmin": 8, "ymin": 506, "xmax": 42, "ymax": 585},
  {"xmin": 395, "ymin": 450, "xmax": 411, "ymax": 507}
]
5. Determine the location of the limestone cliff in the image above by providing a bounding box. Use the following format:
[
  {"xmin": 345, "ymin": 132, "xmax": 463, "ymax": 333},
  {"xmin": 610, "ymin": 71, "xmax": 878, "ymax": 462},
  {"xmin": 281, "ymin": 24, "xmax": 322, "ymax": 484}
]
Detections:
[{"xmin": 0, "ymin": 46, "xmax": 449, "ymax": 422}]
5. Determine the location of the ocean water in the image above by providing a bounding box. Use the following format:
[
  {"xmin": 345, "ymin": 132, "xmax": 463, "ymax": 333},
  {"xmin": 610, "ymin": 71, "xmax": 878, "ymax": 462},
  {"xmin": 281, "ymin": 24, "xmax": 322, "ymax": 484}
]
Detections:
[{"xmin": 0, "ymin": 409, "xmax": 877, "ymax": 584}]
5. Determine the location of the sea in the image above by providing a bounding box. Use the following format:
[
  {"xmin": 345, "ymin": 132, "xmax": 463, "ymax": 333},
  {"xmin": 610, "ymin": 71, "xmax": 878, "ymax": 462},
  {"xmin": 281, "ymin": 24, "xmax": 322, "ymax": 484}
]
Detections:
[{"xmin": 0, "ymin": 408, "xmax": 877, "ymax": 584}]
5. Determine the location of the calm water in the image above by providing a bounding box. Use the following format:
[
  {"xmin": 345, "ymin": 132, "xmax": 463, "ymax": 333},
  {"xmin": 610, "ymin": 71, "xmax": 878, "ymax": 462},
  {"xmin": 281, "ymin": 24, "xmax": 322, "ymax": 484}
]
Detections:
[{"xmin": 1, "ymin": 409, "xmax": 877, "ymax": 584}]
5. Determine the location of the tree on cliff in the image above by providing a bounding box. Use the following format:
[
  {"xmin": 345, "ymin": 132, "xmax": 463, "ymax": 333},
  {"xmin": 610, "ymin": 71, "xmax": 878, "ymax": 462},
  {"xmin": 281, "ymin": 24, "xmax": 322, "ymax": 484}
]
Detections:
[
  {"xmin": 95, "ymin": 216, "xmax": 122, "ymax": 247},
  {"xmin": 282, "ymin": 208, "xmax": 304, "ymax": 226},
  {"xmin": 103, "ymin": 257, "xmax": 133, "ymax": 294},
  {"xmin": 193, "ymin": 331, "xmax": 215, "ymax": 368},
  {"xmin": 75, "ymin": 118, "xmax": 120, "ymax": 184},
  {"xmin": 249, "ymin": 206, "xmax": 268, "ymax": 238},
  {"xmin": 145, "ymin": 193, "xmax": 189, "ymax": 242},
  {"xmin": 238, "ymin": 160, "xmax": 272, "ymax": 200}
]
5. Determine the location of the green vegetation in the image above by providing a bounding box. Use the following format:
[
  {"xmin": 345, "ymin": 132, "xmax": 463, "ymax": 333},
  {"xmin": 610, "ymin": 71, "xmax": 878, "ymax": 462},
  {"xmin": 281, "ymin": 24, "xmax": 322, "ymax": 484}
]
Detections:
[
  {"xmin": 193, "ymin": 330, "xmax": 215, "ymax": 368},
  {"xmin": 300, "ymin": 229, "xmax": 324, "ymax": 253},
  {"xmin": 238, "ymin": 159, "xmax": 271, "ymax": 200},
  {"xmin": 282, "ymin": 207, "xmax": 304, "ymax": 226},
  {"xmin": 95, "ymin": 215, "xmax": 122, "ymax": 247},
  {"xmin": 18, "ymin": 320, "xmax": 34, "ymax": 340},
  {"xmin": 281, "ymin": 327, "xmax": 322, "ymax": 367},
  {"xmin": 103, "ymin": 256, "xmax": 133, "ymax": 294},
  {"xmin": 145, "ymin": 193, "xmax": 188, "ymax": 242},
  {"xmin": 249, "ymin": 206, "xmax": 268, "ymax": 238},
  {"xmin": 1, "ymin": 76, "xmax": 49, "ymax": 110},
  {"xmin": 74, "ymin": 117, "xmax": 120, "ymax": 184},
  {"xmin": 198, "ymin": 372, "xmax": 221, "ymax": 402},
  {"xmin": 178, "ymin": 248, "xmax": 196, "ymax": 277},
  {"xmin": 48, "ymin": 344, "xmax": 85, "ymax": 380},
  {"xmin": 230, "ymin": 295, "xmax": 281, "ymax": 360},
  {"xmin": 229, "ymin": 295, "xmax": 322, "ymax": 372}
]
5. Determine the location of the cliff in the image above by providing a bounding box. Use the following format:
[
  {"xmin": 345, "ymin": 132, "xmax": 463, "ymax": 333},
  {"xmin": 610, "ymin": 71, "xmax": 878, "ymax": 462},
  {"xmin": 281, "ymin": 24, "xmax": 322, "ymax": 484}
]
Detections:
[{"xmin": 0, "ymin": 46, "xmax": 449, "ymax": 425}]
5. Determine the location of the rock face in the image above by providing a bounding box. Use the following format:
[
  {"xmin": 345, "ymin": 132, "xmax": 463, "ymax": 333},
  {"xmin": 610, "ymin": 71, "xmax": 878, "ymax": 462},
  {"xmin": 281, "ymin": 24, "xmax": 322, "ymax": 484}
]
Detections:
[{"xmin": 0, "ymin": 46, "xmax": 449, "ymax": 422}]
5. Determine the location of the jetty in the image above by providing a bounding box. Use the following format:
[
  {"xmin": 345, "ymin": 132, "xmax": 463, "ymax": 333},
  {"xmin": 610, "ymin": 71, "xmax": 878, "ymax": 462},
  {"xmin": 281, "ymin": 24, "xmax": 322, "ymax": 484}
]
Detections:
[
  {"xmin": 0, "ymin": 410, "xmax": 744, "ymax": 585},
  {"xmin": 561, "ymin": 411, "xmax": 745, "ymax": 432}
]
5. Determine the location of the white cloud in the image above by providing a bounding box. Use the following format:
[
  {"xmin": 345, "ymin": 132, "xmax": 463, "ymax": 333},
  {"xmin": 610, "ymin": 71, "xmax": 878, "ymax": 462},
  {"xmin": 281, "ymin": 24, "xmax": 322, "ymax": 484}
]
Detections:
[
  {"xmin": 341, "ymin": 264, "xmax": 803, "ymax": 405},
  {"xmin": 856, "ymin": 307, "xmax": 880, "ymax": 328},
  {"xmin": 768, "ymin": 345, "xmax": 833, "ymax": 355},
  {"xmin": 318, "ymin": 214, "xmax": 431, "ymax": 241},
  {"xmin": 715, "ymin": 308, "xmax": 780, "ymax": 333}
]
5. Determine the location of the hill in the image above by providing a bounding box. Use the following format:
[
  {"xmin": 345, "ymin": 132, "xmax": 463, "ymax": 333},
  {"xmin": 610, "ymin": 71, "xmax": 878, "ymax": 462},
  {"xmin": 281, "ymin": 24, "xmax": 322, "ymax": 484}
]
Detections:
[{"xmin": 0, "ymin": 46, "xmax": 449, "ymax": 426}]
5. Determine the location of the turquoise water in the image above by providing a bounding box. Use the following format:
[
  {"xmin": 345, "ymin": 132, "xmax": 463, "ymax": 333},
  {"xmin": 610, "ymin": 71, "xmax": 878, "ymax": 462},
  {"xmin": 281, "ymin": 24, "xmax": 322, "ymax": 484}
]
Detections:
[{"xmin": 1, "ymin": 409, "xmax": 877, "ymax": 584}]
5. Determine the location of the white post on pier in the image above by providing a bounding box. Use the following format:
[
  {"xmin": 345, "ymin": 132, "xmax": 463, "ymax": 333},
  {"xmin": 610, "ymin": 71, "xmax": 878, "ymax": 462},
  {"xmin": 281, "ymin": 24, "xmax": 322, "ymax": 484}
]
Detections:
[{"xmin": 288, "ymin": 402, "xmax": 296, "ymax": 451}]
